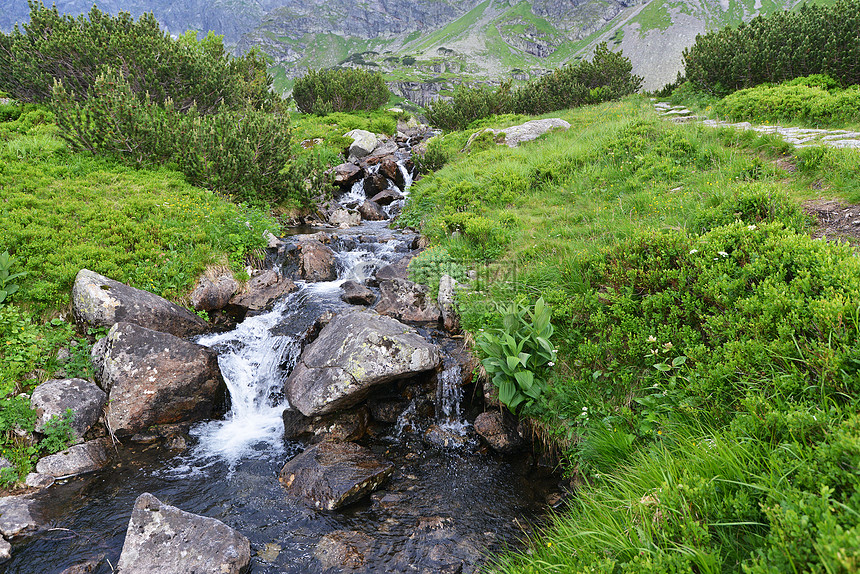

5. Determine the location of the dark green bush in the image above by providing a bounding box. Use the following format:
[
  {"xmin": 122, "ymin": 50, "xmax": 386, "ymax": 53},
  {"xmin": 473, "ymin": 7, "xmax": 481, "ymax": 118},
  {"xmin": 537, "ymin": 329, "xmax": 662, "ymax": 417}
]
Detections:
[
  {"xmin": 683, "ymin": 0, "xmax": 860, "ymax": 96},
  {"xmin": 52, "ymin": 69, "xmax": 299, "ymax": 206},
  {"xmin": 423, "ymin": 44, "xmax": 641, "ymax": 131},
  {"xmin": 292, "ymin": 68, "xmax": 390, "ymax": 114},
  {"xmin": 0, "ymin": 2, "xmax": 274, "ymax": 112}
]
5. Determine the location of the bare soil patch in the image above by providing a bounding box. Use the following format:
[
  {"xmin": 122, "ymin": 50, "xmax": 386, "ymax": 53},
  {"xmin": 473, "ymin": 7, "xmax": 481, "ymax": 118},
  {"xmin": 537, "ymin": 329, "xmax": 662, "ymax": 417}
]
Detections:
[{"xmin": 803, "ymin": 199, "xmax": 860, "ymax": 243}]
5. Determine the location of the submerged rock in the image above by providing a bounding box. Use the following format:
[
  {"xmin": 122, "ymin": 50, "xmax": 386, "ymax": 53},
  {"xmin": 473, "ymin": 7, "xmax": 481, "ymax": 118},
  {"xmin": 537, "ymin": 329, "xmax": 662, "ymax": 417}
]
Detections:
[
  {"xmin": 278, "ymin": 442, "xmax": 393, "ymax": 510},
  {"xmin": 72, "ymin": 269, "xmax": 208, "ymax": 338},
  {"xmin": 58, "ymin": 554, "xmax": 104, "ymax": 574},
  {"xmin": 35, "ymin": 438, "xmax": 112, "ymax": 478},
  {"xmin": 30, "ymin": 378, "xmax": 106, "ymax": 438},
  {"xmin": 474, "ymin": 411, "xmax": 525, "ymax": 454},
  {"xmin": 285, "ymin": 310, "xmax": 441, "ymax": 416},
  {"xmin": 0, "ymin": 495, "xmax": 39, "ymax": 538},
  {"xmin": 116, "ymin": 493, "xmax": 250, "ymax": 574},
  {"xmin": 315, "ymin": 530, "xmax": 374, "ymax": 570},
  {"xmin": 92, "ymin": 322, "xmax": 224, "ymax": 436},
  {"xmin": 282, "ymin": 406, "xmax": 370, "ymax": 443}
]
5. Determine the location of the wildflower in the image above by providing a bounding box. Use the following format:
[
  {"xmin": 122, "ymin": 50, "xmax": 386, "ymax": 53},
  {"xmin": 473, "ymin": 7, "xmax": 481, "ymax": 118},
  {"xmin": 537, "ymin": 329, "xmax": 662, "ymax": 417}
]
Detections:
[
  {"xmin": 718, "ymin": 251, "xmax": 729, "ymax": 257},
  {"xmin": 646, "ymin": 335, "xmax": 657, "ymax": 343},
  {"xmin": 548, "ymin": 362, "xmax": 555, "ymax": 367},
  {"xmin": 650, "ymin": 348, "xmax": 659, "ymax": 356},
  {"xmin": 689, "ymin": 249, "xmax": 698, "ymax": 254},
  {"xmin": 748, "ymin": 224, "xmax": 757, "ymax": 230},
  {"xmin": 663, "ymin": 342, "xmax": 673, "ymax": 351}
]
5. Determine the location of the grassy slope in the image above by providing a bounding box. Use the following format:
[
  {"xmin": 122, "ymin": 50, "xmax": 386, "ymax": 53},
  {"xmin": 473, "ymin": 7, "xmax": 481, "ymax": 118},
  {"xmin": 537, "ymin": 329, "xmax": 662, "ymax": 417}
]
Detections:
[{"xmin": 400, "ymin": 96, "xmax": 860, "ymax": 572}]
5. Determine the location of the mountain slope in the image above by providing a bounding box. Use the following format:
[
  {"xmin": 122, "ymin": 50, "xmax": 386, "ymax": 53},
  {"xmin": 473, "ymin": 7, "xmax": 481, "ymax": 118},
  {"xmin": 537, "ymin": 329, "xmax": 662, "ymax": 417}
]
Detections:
[{"xmin": 2, "ymin": 0, "xmax": 840, "ymax": 94}]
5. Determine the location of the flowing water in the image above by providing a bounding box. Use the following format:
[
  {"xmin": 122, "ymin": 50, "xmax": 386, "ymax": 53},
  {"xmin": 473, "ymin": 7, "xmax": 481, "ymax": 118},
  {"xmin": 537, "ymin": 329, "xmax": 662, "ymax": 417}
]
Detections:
[{"xmin": 1, "ymin": 157, "xmax": 559, "ymax": 574}]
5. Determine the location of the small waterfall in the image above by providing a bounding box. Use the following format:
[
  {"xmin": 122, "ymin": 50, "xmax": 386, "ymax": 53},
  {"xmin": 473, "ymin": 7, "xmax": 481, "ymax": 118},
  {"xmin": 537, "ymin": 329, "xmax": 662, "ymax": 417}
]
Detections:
[{"xmin": 436, "ymin": 364, "xmax": 469, "ymax": 436}]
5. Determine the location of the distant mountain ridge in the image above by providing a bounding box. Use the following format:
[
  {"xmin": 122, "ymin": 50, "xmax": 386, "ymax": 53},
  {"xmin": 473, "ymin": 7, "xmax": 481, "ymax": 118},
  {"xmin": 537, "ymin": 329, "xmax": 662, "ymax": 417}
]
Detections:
[{"xmin": 2, "ymin": 0, "xmax": 838, "ymax": 94}]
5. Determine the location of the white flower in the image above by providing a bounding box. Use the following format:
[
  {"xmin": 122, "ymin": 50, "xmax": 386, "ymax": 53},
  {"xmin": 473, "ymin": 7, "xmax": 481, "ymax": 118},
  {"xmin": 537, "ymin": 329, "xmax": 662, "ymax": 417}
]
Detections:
[
  {"xmin": 748, "ymin": 224, "xmax": 757, "ymax": 230},
  {"xmin": 548, "ymin": 362, "xmax": 555, "ymax": 367},
  {"xmin": 646, "ymin": 335, "xmax": 657, "ymax": 343},
  {"xmin": 689, "ymin": 249, "xmax": 698, "ymax": 254},
  {"xmin": 718, "ymin": 251, "xmax": 729, "ymax": 257}
]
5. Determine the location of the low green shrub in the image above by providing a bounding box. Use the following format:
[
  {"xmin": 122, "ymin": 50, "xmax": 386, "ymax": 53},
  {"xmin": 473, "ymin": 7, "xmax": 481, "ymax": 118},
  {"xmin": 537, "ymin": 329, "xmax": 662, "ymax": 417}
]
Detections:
[
  {"xmin": 714, "ymin": 78, "xmax": 860, "ymax": 126},
  {"xmin": 424, "ymin": 81, "xmax": 513, "ymax": 132},
  {"xmin": 292, "ymin": 68, "xmax": 390, "ymax": 114},
  {"xmin": 690, "ymin": 183, "xmax": 808, "ymax": 234}
]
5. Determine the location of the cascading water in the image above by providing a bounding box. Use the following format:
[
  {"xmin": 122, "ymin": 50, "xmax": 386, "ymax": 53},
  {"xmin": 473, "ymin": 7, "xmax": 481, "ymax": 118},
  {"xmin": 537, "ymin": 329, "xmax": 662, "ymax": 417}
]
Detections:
[{"xmin": 3, "ymin": 143, "xmax": 559, "ymax": 574}]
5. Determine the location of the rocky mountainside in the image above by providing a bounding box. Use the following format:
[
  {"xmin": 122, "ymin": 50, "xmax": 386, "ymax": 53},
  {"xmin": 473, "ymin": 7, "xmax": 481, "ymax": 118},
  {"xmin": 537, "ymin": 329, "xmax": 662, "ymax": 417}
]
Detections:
[{"xmin": 3, "ymin": 0, "xmax": 838, "ymax": 94}]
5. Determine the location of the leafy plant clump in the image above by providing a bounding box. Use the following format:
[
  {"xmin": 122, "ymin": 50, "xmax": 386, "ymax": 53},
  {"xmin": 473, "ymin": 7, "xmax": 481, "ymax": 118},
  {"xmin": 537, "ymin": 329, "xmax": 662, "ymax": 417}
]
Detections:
[
  {"xmin": 477, "ymin": 297, "xmax": 556, "ymax": 412},
  {"xmin": 292, "ymin": 68, "xmax": 390, "ymax": 115},
  {"xmin": 0, "ymin": 250, "xmax": 26, "ymax": 308}
]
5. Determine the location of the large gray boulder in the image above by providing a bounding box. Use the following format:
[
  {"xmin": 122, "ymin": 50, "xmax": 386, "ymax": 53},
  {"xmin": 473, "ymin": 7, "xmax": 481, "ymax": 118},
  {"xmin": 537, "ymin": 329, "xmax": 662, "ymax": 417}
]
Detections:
[
  {"xmin": 115, "ymin": 493, "xmax": 250, "ymax": 574},
  {"xmin": 228, "ymin": 269, "xmax": 297, "ymax": 315},
  {"xmin": 375, "ymin": 278, "xmax": 441, "ymax": 323},
  {"xmin": 285, "ymin": 310, "xmax": 441, "ymax": 416},
  {"xmin": 329, "ymin": 208, "xmax": 362, "ymax": 228},
  {"xmin": 278, "ymin": 442, "xmax": 393, "ymax": 510},
  {"xmin": 72, "ymin": 269, "xmax": 208, "ymax": 338},
  {"xmin": 35, "ymin": 438, "xmax": 112, "ymax": 478},
  {"xmin": 30, "ymin": 378, "xmax": 106, "ymax": 438},
  {"xmin": 190, "ymin": 273, "xmax": 239, "ymax": 312},
  {"xmin": 344, "ymin": 129, "xmax": 378, "ymax": 159},
  {"xmin": 467, "ymin": 118, "xmax": 571, "ymax": 149},
  {"xmin": 358, "ymin": 200, "xmax": 387, "ymax": 221},
  {"xmin": 92, "ymin": 322, "xmax": 224, "ymax": 436}
]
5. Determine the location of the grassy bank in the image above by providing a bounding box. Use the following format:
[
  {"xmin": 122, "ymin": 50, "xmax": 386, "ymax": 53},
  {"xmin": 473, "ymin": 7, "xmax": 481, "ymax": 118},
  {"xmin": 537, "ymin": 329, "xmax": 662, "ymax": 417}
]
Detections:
[{"xmin": 400, "ymin": 96, "xmax": 860, "ymax": 572}]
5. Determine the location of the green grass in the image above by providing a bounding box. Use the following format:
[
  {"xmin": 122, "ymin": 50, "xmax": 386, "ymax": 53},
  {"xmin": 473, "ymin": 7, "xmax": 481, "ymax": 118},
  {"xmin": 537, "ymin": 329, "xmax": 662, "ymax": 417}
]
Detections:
[
  {"xmin": 402, "ymin": 95, "xmax": 860, "ymax": 573},
  {"xmin": 409, "ymin": 0, "xmax": 491, "ymax": 52}
]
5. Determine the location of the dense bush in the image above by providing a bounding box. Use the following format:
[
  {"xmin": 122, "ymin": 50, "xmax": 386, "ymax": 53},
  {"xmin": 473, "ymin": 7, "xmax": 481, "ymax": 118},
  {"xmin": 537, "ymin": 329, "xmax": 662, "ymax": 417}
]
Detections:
[
  {"xmin": 292, "ymin": 68, "xmax": 390, "ymax": 115},
  {"xmin": 423, "ymin": 43, "xmax": 641, "ymax": 131},
  {"xmin": 714, "ymin": 77, "xmax": 860, "ymax": 126},
  {"xmin": 0, "ymin": 2, "xmax": 273, "ymax": 112},
  {"xmin": 683, "ymin": 0, "xmax": 860, "ymax": 96},
  {"xmin": 52, "ymin": 70, "xmax": 298, "ymax": 206}
]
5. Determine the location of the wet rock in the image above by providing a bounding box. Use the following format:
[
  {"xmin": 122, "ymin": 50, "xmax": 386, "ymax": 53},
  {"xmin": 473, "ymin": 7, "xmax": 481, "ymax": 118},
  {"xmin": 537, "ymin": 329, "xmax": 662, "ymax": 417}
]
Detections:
[
  {"xmin": 466, "ymin": 118, "xmax": 571, "ymax": 149},
  {"xmin": 285, "ymin": 310, "xmax": 441, "ymax": 416},
  {"xmin": 93, "ymin": 322, "xmax": 224, "ymax": 436},
  {"xmin": 438, "ymin": 274, "xmax": 459, "ymax": 332},
  {"xmin": 116, "ymin": 492, "xmax": 250, "ymax": 574},
  {"xmin": 58, "ymin": 554, "xmax": 104, "ymax": 574},
  {"xmin": 371, "ymin": 255, "xmax": 412, "ymax": 285},
  {"xmin": 362, "ymin": 172, "xmax": 390, "ymax": 197},
  {"xmin": 282, "ymin": 406, "xmax": 370, "ymax": 443},
  {"xmin": 297, "ymin": 240, "xmax": 338, "ymax": 282},
  {"xmin": 340, "ymin": 281, "xmax": 375, "ymax": 305},
  {"xmin": 228, "ymin": 270, "xmax": 297, "ymax": 316},
  {"xmin": 363, "ymin": 139, "xmax": 398, "ymax": 164},
  {"xmin": 379, "ymin": 159, "xmax": 406, "ymax": 189},
  {"xmin": 367, "ymin": 397, "xmax": 409, "ymax": 423},
  {"xmin": 190, "ymin": 273, "xmax": 238, "ymax": 312},
  {"xmin": 30, "ymin": 378, "xmax": 106, "ymax": 438},
  {"xmin": 0, "ymin": 538, "xmax": 9, "ymax": 563},
  {"xmin": 344, "ymin": 129, "xmax": 378, "ymax": 159},
  {"xmin": 35, "ymin": 438, "xmax": 112, "ymax": 478},
  {"xmin": 72, "ymin": 269, "xmax": 208, "ymax": 338},
  {"xmin": 333, "ymin": 163, "xmax": 364, "ymax": 187},
  {"xmin": 376, "ymin": 278, "xmax": 441, "ymax": 323},
  {"xmin": 370, "ymin": 188, "xmax": 404, "ymax": 206},
  {"xmin": 329, "ymin": 208, "xmax": 362, "ymax": 228},
  {"xmin": 25, "ymin": 473, "xmax": 55, "ymax": 489},
  {"xmin": 359, "ymin": 199, "xmax": 387, "ymax": 221},
  {"xmin": 0, "ymin": 495, "xmax": 39, "ymax": 537},
  {"xmin": 278, "ymin": 442, "xmax": 394, "ymax": 510},
  {"xmin": 314, "ymin": 530, "xmax": 374, "ymax": 570},
  {"xmin": 474, "ymin": 411, "xmax": 525, "ymax": 454}
]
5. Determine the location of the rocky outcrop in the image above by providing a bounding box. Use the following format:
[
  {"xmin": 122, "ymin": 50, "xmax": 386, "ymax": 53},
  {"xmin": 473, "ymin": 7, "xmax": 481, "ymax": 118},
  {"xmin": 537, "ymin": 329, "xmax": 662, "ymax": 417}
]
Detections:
[
  {"xmin": 467, "ymin": 118, "xmax": 571, "ymax": 149},
  {"xmin": 228, "ymin": 269, "xmax": 297, "ymax": 315},
  {"xmin": 340, "ymin": 280, "xmax": 375, "ymax": 305},
  {"xmin": 370, "ymin": 188, "xmax": 404, "ymax": 206},
  {"xmin": 362, "ymin": 172, "xmax": 390, "ymax": 197},
  {"xmin": 92, "ymin": 322, "xmax": 224, "ymax": 436},
  {"xmin": 333, "ymin": 162, "xmax": 364, "ymax": 187},
  {"xmin": 115, "ymin": 493, "xmax": 250, "ymax": 574},
  {"xmin": 285, "ymin": 310, "xmax": 441, "ymax": 416},
  {"xmin": 297, "ymin": 240, "xmax": 338, "ymax": 282},
  {"xmin": 190, "ymin": 273, "xmax": 239, "ymax": 312},
  {"xmin": 474, "ymin": 411, "xmax": 525, "ymax": 453},
  {"xmin": 35, "ymin": 438, "xmax": 112, "ymax": 478},
  {"xmin": 72, "ymin": 269, "xmax": 208, "ymax": 338},
  {"xmin": 30, "ymin": 378, "xmax": 106, "ymax": 438},
  {"xmin": 329, "ymin": 208, "xmax": 362, "ymax": 228},
  {"xmin": 282, "ymin": 406, "xmax": 370, "ymax": 443},
  {"xmin": 375, "ymin": 278, "xmax": 441, "ymax": 323},
  {"xmin": 278, "ymin": 442, "xmax": 393, "ymax": 510}
]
